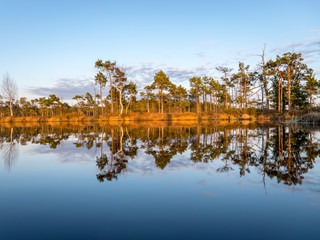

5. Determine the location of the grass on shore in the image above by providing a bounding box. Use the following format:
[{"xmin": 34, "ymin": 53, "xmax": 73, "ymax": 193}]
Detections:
[{"xmin": 0, "ymin": 112, "xmax": 272, "ymax": 123}]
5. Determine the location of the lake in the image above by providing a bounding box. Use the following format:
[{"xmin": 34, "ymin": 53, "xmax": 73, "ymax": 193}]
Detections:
[{"xmin": 0, "ymin": 122, "xmax": 319, "ymax": 240}]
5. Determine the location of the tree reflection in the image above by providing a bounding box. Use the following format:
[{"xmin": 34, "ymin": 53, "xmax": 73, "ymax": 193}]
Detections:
[
  {"xmin": 2, "ymin": 128, "xmax": 19, "ymax": 171},
  {"xmin": 0, "ymin": 122, "xmax": 319, "ymax": 186},
  {"xmin": 265, "ymin": 125, "xmax": 319, "ymax": 185},
  {"xmin": 96, "ymin": 127, "xmax": 139, "ymax": 182}
]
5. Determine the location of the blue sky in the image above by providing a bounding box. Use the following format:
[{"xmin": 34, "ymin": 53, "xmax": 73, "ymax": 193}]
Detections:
[{"xmin": 0, "ymin": 0, "xmax": 319, "ymax": 100}]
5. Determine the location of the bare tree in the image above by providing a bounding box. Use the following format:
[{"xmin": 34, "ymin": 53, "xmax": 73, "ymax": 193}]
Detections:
[{"xmin": 1, "ymin": 73, "xmax": 18, "ymax": 117}]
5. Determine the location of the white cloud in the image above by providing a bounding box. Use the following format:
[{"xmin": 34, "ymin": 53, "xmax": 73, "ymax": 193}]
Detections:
[{"xmin": 26, "ymin": 78, "xmax": 95, "ymax": 100}]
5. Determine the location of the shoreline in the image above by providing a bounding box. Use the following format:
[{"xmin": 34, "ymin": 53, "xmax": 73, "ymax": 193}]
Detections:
[{"xmin": 0, "ymin": 113, "xmax": 272, "ymax": 123}]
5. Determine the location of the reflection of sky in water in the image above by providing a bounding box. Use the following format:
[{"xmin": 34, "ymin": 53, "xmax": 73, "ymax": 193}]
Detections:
[{"xmin": 0, "ymin": 126, "xmax": 319, "ymax": 240}]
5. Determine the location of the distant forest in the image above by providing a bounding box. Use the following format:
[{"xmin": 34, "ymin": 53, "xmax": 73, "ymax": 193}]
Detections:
[{"xmin": 1, "ymin": 50, "xmax": 319, "ymax": 118}]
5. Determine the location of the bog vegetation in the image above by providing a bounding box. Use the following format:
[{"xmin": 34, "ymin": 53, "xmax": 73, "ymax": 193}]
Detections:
[{"xmin": 1, "ymin": 50, "xmax": 319, "ymax": 121}]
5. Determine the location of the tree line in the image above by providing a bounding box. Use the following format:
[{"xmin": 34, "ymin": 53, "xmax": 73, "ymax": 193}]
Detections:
[{"xmin": 1, "ymin": 50, "xmax": 319, "ymax": 118}]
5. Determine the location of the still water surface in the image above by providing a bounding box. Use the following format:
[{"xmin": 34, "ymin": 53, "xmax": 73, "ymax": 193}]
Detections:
[{"xmin": 0, "ymin": 122, "xmax": 319, "ymax": 239}]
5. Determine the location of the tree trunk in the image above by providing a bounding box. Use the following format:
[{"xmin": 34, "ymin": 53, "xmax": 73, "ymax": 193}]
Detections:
[
  {"xmin": 100, "ymin": 85, "xmax": 103, "ymax": 114},
  {"xmin": 287, "ymin": 67, "xmax": 291, "ymax": 111},
  {"xmin": 158, "ymin": 86, "xmax": 161, "ymax": 113},
  {"xmin": 196, "ymin": 87, "xmax": 200, "ymax": 114},
  {"xmin": 224, "ymin": 73, "xmax": 228, "ymax": 109},
  {"xmin": 161, "ymin": 90, "xmax": 164, "ymax": 114},
  {"xmin": 115, "ymin": 90, "xmax": 119, "ymax": 114},
  {"xmin": 280, "ymin": 73, "xmax": 283, "ymax": 112},
  {"xmin": 126, "ymin": 93, "xmax": 132, "ymax": 114},
  {"xmin": 264, "ymin": 82, "xmax": 269, "ymax": 110},
  {"xmin": 108, "ymin": 70, "xmax": 114, "ymax": 114},
  {"xmin": 309, "ymin": 90, "xmax": 313, "ymax": 110},
  {"xmin": 9, "ymin": 101, "xmax": 13, "ymax": 117},
  {"xmin": 245, "ymin": 78, "xmax": 247, "ymax": 109},
  {"xmin": 119, "ymin": 88, "xmax": 123, "ymax": 115}
]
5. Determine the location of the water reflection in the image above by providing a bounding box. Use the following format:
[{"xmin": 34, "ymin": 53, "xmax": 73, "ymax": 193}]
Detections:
[
  {"xmin": 0, "ymin": 122, "xmax": 319, "ymax": 186},
  {"xmin": 1, "ymin": 128, "xmax": 19, "ymax": 171}
]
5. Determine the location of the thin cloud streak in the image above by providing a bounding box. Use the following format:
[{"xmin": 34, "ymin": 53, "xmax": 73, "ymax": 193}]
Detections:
[
  {"xmin": 194, "ymin": 52, "xmax": 207, "ymax": 58},
  {"xmin": 202, "ymin": 40, "xmax": 217, "ymax": 46}
]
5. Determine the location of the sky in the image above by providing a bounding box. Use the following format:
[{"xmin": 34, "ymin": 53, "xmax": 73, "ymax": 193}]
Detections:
[{"xmin": 0, "ymin": 0, "xmax": 319, "ymax": 100}]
